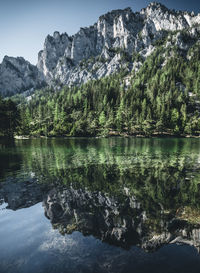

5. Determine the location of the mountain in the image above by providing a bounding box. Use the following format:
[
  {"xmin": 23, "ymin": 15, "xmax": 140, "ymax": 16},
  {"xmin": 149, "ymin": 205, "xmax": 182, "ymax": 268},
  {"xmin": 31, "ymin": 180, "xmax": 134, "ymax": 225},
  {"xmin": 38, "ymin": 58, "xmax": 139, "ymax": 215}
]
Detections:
[
  {"xmin": 0, "ymin": 2, "xmax": 200, "ymax": 97},
  {"xmin": 37, "ymin": 2, "xmax": 200, "ymax": 87},
  {"xmin": 0, "ymin": 56, "xmax": 45, "ymax": 97},
  {"xmin": 0, "ymin": 2, "xmax": 200, "ymax": 137}
]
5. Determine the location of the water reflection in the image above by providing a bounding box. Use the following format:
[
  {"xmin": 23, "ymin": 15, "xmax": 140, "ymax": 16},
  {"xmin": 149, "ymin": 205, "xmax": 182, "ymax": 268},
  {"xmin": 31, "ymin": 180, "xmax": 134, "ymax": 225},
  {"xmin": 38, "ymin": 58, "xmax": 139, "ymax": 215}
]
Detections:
[
  {"xmin": 0, "ymin": 139, "xmax": 22, "ymax": 179},
  {"xmin": 43, "ymin": 186, "xmax": 200, "ymax": 252},
  {"xmin": 1, "ymin": 138, "xmax": 200, "ymax": 272}
]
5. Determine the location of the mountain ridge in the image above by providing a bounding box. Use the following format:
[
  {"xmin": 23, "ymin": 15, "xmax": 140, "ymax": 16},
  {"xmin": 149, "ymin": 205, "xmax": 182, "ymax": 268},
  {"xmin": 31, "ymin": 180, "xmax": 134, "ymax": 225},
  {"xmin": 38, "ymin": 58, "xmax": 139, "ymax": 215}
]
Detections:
[{"xmin": 0, "ymin": 2, "xmax": 200, "ymax": 97}]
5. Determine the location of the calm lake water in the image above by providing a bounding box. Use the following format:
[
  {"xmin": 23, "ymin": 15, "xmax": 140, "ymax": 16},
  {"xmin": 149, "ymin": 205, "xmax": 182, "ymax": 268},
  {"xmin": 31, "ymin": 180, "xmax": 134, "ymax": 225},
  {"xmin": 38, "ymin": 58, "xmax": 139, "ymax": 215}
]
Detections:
[{"xmin": 1, "ymin": 137, "xmax": 200, "ymax": 273}]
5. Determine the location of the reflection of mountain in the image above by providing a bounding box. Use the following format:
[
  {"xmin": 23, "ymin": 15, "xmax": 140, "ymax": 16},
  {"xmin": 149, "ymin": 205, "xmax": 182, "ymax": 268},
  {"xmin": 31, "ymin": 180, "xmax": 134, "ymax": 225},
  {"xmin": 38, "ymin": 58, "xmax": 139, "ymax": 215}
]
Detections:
[
  {"xmin": 0, "ymin": 175, "xmax": 200, "ymax": 252},
  {"xmin": 43, "ymin": 187, "xmax": 143, "ymax": 248},
  {"xmin": 0, "ymin": 179, "xmax": 46, "ymax": 210},
  {"xmin": 43, "ymin": 186, "xmax": 200, "ymax": 252},
  {"xmin": 1, "ymin": 138, "xmax": 200, "ymax": 252}
]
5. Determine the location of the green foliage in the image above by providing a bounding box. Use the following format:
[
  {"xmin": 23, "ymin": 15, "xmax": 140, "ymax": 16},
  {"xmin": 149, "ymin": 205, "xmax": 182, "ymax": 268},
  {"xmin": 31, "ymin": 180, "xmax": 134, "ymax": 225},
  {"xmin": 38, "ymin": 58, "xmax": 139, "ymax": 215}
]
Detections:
[
  {"xmin": 0, "ymin": 97, "xmax": 20, "ymax": 137},
  {"xmin": 16, "ymin": 40, "xmax": 200, "ymax": 137}
]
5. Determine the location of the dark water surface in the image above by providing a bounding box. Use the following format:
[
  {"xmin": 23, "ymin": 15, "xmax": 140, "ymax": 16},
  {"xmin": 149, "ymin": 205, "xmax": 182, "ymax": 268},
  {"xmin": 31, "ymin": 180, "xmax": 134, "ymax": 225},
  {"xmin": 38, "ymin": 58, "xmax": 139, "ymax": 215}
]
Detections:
[{"xmin": 1, "ymin": 137, "xmax": 200, "ymax": 273}]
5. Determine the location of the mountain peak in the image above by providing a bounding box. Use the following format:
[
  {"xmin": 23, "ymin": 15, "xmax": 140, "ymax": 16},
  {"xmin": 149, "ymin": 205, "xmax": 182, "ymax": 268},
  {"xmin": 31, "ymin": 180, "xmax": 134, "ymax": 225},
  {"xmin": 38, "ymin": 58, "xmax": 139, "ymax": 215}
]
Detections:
[
  {"xmin": 147, "ymin": 2, "xmax": 168, "ymax": 9},
  {"xmin": 98, "ymin": 7, "xmax": 133, "ymax": 21},
  {"xmin": 0, "ymin": 55, "xmax": 45, "ymax": 97},
  {"xmin": 141, "ymin": 2, "xmax": 169, "ymax": 14},
  {"xmin": 3, "ymin": 55, "xmax": 22, "ymax": 62},
  {"xmin": 1, "ymin": 2, "xmax": 200, "ymax": 97}
]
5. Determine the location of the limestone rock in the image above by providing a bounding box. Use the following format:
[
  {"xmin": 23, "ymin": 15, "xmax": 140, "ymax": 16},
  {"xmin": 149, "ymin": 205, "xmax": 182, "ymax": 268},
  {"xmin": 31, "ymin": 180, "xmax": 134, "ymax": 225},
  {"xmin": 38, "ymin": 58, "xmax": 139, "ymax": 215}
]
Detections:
[
  {"xmin": 0, "ymin": 56, "xmax": 45, "ymax": 97},
  {"xmin": 37, "ymin": 2, "xmax": 200, "ymax": 87},
  {"xmin": 0, "ymin": 2, "xmax": 200, "ymax": 96}
]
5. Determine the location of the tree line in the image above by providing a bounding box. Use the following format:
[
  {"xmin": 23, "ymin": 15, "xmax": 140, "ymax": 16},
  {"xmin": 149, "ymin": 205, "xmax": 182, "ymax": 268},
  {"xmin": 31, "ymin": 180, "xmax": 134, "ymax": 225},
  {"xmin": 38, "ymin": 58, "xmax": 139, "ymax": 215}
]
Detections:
[
  {"xmin": 1, "ymin": 31, "xmax": 200, "ymax": 138},
  {"xmin": 0, "ymin": 97, "xmax": 20, "ymax": 138},
  {"xmin": 17, "ymin": 41, "xmax": 200, "ymax": 137}
]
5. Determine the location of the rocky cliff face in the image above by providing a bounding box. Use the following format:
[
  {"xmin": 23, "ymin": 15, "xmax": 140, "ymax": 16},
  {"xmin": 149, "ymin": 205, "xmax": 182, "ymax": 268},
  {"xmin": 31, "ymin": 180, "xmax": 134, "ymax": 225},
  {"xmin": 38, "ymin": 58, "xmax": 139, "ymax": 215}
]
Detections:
[
  {"xmin": 37, "ymin": 2, "xmax": 200, "ymax": 87},
  {"xmin": 37, "ymin": 7, "xmax": 142, "ymax": 86},
  {"xmin": 0, "ymin": 56, "xmax": 45, "ymax": 97},
  {"xmin": 0, "ymin": 2, "xmax": 200, "ymax": 96}
]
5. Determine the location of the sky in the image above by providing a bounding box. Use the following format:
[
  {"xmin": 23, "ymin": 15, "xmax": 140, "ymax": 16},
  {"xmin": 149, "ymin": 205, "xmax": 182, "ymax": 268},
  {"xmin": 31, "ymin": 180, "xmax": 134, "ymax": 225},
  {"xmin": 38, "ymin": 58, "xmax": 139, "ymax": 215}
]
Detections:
[{"xmin": 0, "ymin": 0, "xmax": 200, "ymax": 65}]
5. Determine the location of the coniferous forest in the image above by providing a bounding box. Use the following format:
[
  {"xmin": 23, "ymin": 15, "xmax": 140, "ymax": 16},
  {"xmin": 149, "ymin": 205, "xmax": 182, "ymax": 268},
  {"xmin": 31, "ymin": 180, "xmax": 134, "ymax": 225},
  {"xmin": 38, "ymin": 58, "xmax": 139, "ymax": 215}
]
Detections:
[
  {"xmin": 1, "ymin": 33, "xmax": 200, "ymax": 138},
  {"xmin": 1, "ymin": 3, "xmax": 200, "ymax": 272},
  {"xmin": 0, "ymin": 97, "xmax": 20, "ymax": 138}
]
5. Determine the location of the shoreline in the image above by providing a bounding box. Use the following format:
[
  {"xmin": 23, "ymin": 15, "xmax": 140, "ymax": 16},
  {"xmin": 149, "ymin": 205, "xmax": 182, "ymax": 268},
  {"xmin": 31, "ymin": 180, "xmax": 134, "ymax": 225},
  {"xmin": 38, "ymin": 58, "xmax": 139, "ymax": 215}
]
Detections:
[{"xmin": 13, "ymin": 133, "xmax": 200, "ymax": 140}]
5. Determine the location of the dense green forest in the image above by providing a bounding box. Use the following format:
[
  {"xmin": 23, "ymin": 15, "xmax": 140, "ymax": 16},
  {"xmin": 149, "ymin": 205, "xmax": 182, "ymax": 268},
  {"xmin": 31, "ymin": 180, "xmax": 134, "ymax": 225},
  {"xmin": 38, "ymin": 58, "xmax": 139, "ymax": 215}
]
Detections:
[
  {"xmin": 0, "ymin": 97, "xmax": 20, "ymax": 137},
  {"xmin": 15, "ymin": 40, "xmax": 200, "ymax": 137},
  {"xmin": 2, "ymin": 29, "xmax": 199, "ymax": 138}
]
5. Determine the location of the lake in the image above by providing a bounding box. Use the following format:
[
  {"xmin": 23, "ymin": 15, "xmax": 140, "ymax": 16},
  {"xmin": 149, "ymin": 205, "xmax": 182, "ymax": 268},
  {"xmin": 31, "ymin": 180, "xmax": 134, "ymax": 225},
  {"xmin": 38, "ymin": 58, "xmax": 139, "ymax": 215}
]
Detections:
[{"xmin": 0, "ymin": 137, "xmax": 200, "ymax": 273}]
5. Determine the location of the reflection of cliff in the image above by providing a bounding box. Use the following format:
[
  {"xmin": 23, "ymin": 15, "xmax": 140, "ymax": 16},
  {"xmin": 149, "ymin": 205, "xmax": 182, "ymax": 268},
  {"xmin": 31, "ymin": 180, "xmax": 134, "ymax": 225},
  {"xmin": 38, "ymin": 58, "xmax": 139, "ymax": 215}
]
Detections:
[
  {"xmin": 0, "ymin": 179, "xmax": 46, "ymax": 210},
  {"xmin": 1, "ymin": 138, "xmax": 200, "ymax": 252},
  {"xmin": 43, "ymin": 187, "xmax": 145, "ymax": 248},
  {"xmin": 1, "ymin": 175, "xmax": 200, "ymax": 252},
  {"xmin": 43, "ymin": 186, "xmax": 200, "ymax": 252}
]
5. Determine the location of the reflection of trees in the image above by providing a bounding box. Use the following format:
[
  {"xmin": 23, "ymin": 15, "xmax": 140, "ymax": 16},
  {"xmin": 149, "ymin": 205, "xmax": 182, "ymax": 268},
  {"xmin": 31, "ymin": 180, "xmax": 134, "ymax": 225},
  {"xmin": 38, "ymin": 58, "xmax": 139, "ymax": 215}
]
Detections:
[
  {"xmin": 1, "ymin": 137, "xmax": 200, "ymax": 250},
  {"xmin": 17, "ymin": 138, "xmax": 200, "ymax": 215},
  {"xmin": 0, "ymin": 139, "xmax": 23, "ymax": 179}
]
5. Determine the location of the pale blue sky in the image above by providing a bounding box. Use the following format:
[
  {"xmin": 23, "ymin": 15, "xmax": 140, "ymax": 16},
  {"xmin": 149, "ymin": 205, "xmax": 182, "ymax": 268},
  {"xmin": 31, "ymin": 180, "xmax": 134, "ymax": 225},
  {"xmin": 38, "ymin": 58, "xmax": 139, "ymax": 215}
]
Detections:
[{"xmin": 0, "ymin": 0, "xmax": 199, "ymax": 65}]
